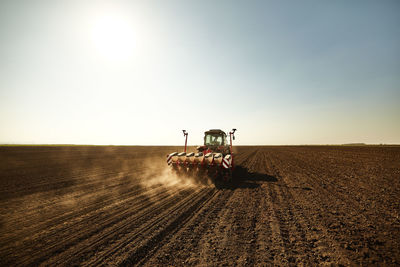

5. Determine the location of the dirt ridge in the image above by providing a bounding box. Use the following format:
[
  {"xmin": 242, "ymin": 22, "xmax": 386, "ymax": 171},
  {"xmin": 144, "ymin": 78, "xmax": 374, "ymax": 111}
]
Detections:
[{"xmin": 0, "ymin": 146, "xmax": 399, "ymax": 266}]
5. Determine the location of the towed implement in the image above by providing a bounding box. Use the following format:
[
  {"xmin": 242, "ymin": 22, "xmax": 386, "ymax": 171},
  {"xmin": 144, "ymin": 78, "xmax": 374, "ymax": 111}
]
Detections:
[{"xmin": 167, "ymin": 129, "xmax": 236, "ymax": 182}]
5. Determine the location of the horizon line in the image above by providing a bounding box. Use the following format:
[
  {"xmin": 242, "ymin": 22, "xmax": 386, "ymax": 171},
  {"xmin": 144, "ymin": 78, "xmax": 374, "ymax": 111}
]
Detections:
[{"xmin": 1, "ymin": 143, "xmax": 399, "ymax": 147}]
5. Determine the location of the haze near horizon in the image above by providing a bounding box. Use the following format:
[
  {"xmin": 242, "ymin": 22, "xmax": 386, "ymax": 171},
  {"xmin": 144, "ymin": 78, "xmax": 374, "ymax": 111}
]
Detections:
[{"xmin": 1, "ymin": 0, "xmax": 399, "ymax": 145}]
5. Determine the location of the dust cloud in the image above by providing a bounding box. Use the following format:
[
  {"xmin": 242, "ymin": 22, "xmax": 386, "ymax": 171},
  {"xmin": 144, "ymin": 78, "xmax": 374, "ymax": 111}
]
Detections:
[
  {"xmin": 139, "ymin": 158, "xmax": 212, "ymax": 189},
  {"xmin": 0, "ymin": 146, "xmax": 213, "ymax": 245}
]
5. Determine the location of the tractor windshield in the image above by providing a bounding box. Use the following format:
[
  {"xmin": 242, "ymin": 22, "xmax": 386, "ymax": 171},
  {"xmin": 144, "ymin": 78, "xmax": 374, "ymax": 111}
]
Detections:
[{"xmin": 205, "ymin": 134, "xmax": 223, "ymax": 146}]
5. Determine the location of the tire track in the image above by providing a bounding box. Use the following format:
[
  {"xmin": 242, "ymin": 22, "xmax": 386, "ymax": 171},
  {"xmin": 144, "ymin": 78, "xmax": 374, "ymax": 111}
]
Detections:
[
  {"xmin": 90, "ymin": 187, "xmax": 215, "ymax": 266},
  {"xmin": 144, "ymin": 189, "xmax": 234, "ymax": 266},
  {"xmin": 0, "ymin": 168, "xmax": 153, "ymax": 232},
  {"xmin": 0, "ymin": 179, "xmax": 170, "ymax": 252},
  {"xmin": 43, "ymin": 187, "xmax": 206, "ymax": 266},
  {"xmin": 8, "ymin": 185, "xmax": 192, "ymax": 266},
  {"xmin": 0, "ymin": 171, "xmax": 146, "ymax": 245}
]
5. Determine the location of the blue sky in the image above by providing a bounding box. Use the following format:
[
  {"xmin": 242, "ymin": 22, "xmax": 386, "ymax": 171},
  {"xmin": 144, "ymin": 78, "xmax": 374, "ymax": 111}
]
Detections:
[{"xmin": 0, "ymin": 0, "xmax": 399, "ymax": 145}]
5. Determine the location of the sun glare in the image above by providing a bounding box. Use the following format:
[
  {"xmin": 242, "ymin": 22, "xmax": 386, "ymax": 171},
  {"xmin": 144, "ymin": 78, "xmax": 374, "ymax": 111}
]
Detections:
[{"xmin": 90, "ymin": 13, "xmax": 136, "ymax": 61}]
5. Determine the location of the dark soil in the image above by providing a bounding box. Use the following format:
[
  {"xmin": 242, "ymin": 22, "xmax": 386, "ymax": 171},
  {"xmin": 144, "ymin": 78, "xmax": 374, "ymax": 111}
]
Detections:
[{"xmin": 0, "ymin": 145, "xmax": 399, "ymax": 266}]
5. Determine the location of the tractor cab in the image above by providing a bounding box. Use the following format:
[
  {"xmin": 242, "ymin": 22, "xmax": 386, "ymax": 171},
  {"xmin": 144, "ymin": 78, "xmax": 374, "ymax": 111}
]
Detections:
[
  {"xmin": 196, "ymin": 129, "xmax": 229, "ymax": 154},
  {"xmin": 204, "ymin": 129, "xmax": 228, "ymax": 146}
]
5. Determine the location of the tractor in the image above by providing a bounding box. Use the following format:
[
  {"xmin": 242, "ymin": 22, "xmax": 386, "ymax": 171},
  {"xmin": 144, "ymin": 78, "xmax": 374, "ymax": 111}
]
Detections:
[{"xmin": 167, "ymin": 129, "xmax": 237, "ymax": 182}]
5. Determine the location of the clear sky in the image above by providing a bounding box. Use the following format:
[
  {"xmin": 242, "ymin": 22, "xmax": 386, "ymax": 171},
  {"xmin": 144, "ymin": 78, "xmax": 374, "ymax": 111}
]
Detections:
[{"xmin": 1, "ymin": 0, "xmax": 399, "ymax": 145}]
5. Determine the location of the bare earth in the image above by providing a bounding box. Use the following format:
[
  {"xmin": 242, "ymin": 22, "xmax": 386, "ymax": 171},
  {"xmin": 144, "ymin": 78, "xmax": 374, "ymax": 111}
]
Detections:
[{"xmin": 0, "ymin": 145, "xmax": 399, "ymax": 266}]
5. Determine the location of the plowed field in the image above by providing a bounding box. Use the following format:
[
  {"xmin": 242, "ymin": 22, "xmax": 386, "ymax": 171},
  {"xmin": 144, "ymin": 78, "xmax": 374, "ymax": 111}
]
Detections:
[{"xmin": 1, "ymin": 146, "xmax": 399, "ymax": 266}]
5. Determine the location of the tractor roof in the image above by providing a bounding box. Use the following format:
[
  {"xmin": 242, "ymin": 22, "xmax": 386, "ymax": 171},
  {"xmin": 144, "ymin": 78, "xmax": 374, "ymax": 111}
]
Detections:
[{"xmin": 205, "ymin": 129, "xmax": 226, "ymax": 136}]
